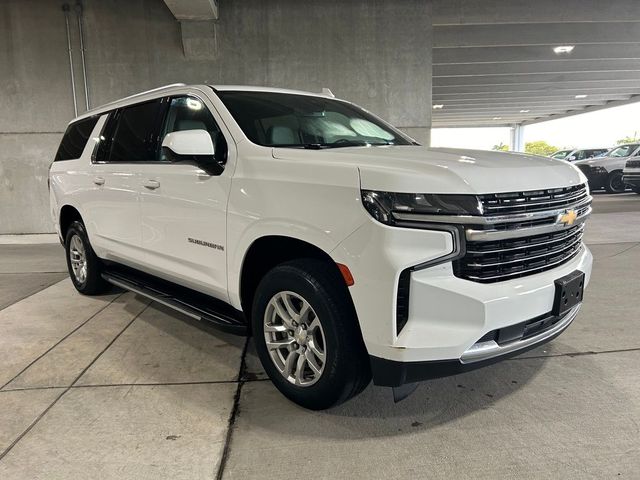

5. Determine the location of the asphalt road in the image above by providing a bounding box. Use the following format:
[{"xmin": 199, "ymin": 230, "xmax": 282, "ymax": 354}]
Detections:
[{"xmin": 591, "ymin": 191, "xmax": 640, "ymax": 214}]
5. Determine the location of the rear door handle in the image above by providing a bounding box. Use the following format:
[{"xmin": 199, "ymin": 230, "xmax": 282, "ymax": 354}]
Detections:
[
  {"xmin": 142, "ymin": 179, "xmax": 160, "ymax": 190},
  {"xmin": 93, "ymin": 176, "xmax": 105, "ymax": 186}
]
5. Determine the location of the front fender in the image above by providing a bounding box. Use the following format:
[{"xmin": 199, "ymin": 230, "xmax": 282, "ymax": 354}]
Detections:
[{"xmin": 226, "ymin": 219, "xmax": 355, "ymax": 309}]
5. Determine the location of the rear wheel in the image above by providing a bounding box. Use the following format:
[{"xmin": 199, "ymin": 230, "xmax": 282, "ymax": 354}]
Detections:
[
  {"xmin": 252, "ymin": 259, "xmax": 370, "ymax": 410},
  {"xmin": 605, "ymin": 171, "xmax": 626, "ymax": 194},
  {"xmin": 64, "ymin": 220, "xmax": 110, "ymax": 295}
]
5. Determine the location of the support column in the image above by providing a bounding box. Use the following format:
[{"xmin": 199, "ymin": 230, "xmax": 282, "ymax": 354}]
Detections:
[
  {"xmin": 511, "ymin": 124, "xmax": 525, "ymax": 152},
  {"xmin": 399, "ymin": 0, "xmax": 432, "ymax": 146}
]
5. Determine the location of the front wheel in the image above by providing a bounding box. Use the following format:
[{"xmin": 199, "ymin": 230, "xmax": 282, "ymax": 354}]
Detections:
[
  {"xmin": 252, "ymin": 259, "xmax": 370, "ymax": 410},
  {"xmin": 605, "ymin": 171, "xmax": 626, "ymax": 194},
  {"xmin": 65, "ymin": 220, "xmax": 110, "ymax": 295}
]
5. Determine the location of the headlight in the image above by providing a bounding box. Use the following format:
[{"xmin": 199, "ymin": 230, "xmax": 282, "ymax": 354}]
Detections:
[{"xmin": 361, "ymin": 190, "xmax": 482, "ymax": 226}]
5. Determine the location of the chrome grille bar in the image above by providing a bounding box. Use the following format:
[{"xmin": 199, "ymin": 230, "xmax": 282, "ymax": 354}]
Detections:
[
  {"xmin": 453, "ymin": 183, "xmax": 590, "ymax": 283},
  {"xmin": 466, "ymin": 224, "xmax": 584, "ymax": 254},
  {"xmin": 465, "ymin": 206, "xmax": 590, "ymax": 242},
  {"xmin": 479, "ymin": 184, "xmax": 588, "ymax": 215},
  {"xmin": 459, "ymin": 246, "xmax": 583, "ymax": 282},
  {"xmin": 392, "ymin": 196, "xmax": 591, "ymax": 227},
  {"xmin": 465, "ymin": 232, "xmax": 583, "ymax": 268}
]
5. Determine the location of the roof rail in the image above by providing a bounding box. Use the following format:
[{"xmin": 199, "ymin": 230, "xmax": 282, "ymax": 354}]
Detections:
[{"xmin": 86, "ymin": 83, "xmax": 187, "ymax": 114}]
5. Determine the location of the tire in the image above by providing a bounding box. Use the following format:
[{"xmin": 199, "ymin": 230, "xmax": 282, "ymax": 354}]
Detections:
[
  {"xmin": 64, "ymin": 220, "xmax": 110, "ymax": 295},
  {"xmin": 252, "ymin": 259, "xmax": 371, "ymax": 410},
  {"xmin": 605, "ymin": 171, "xmax": 626, "ymax": 194}
]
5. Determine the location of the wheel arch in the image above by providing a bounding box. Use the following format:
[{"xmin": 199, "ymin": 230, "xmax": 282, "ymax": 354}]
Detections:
[
  {"xmin": 59, "ymin": 204, "xmax": 83, "ymax": 240},
  {"xmin": 238, "ymin": 235, "xmax": 354, "ymax": 326}
]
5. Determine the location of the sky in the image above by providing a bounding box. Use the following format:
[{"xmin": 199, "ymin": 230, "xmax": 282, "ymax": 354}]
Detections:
[{"xmin": 431, "ymin": 101, "xmax": 640, "ymax": 151}]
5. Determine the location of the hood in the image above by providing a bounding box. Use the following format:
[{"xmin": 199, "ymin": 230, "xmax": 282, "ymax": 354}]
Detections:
[{"xmin": 272, "ymin": 146, "xmax": 585, "ymax": 194}]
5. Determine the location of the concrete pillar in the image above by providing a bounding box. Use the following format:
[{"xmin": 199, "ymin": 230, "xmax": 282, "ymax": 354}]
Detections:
[
  {"xmin": 510, "ymin": 124, "xmax": 525, "ymax": 152},
  {"xmin": 0, "ymin": 0, "xmax": 434, "ymax": 233}
]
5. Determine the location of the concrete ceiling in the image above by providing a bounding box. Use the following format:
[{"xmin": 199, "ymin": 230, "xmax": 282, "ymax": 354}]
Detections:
[{"xmin": 432, "ymin": 0, "xmax": 640, "ymax": 127}]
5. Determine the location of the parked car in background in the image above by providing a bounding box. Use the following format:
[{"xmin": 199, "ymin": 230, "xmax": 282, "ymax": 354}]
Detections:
[
  {"xmin": 550, "ymin": 148, "xmax": 609, "ymax": 162},
  {"xmin": 574, "ymin": 143, "xmax": 640, "ymax": 193},
  {"xmin": 623, "ymin": 158, "xmax": 640, "ymax": 194}
]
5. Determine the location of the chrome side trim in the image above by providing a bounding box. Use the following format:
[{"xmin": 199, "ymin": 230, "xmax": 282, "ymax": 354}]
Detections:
[
  {"xmin": 392, "ymin": 196, "xmax": 592, "ymax": 226},
  {"xmin": 465, "ymin": 207, "xmax": 591, "ymax": 242},
  {"xmin": 407, "ymin": 224, "xmax": 464, "ymax": 271},
  {"xmin": 460, "ymin": 304, "xmax": 581, "ymax": 364}
]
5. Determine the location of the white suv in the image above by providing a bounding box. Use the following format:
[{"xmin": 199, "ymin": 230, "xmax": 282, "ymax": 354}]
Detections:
[{"xmin": 49, "ymin": 84, "xmax": 593, "ymax": 409}]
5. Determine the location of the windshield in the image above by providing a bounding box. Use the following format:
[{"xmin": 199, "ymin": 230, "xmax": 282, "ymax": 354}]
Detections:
[
  {"xmin": 608, "ymin": 144, "xmax": 640, "ymax": 157},
  {"xmin": 216, "ymin": 90, "xmax": 413, "ymax": 148},
  {"xmin": 551, "ymin": 150, "xmax": 573, "ymax": 159}
]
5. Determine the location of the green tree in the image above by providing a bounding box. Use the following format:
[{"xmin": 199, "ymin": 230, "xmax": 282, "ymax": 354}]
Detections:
[
  {"xmin": 525, "ymin": 140, "xmax": 559, "ymax": 157},
  {"xmin": 492, "ymin": 142, "xmax": 509, "ymax": 151},
  {"xmin": 616, "ymin": 132, "xmax": 639, "ymax": 145}
]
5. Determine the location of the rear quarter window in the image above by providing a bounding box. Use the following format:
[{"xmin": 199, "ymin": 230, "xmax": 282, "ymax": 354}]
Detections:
[{"xmin": 55, "ymin": 116, "xmax": 100, "ymax": 161}]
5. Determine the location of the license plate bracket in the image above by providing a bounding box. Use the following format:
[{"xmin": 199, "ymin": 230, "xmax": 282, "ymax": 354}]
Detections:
[{"xmin": 553, "ymin": 270, "xmax": 585, "ymax": 317}]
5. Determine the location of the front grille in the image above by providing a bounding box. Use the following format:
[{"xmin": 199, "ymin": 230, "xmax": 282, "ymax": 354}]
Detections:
[
  {"xmin": 453, "ymin": 183, "xmax": 590, "ymax": 283},
  {"xmin": 479, "ymin": 184, "xmax": 588, "ymax": 216},
  {"xmin": 625, "ymin": 159, "xmax": 640, "ymax": 169},
  {"xmin": 455, "ymin": 225, "xmax": 584, "ymax": 283}
]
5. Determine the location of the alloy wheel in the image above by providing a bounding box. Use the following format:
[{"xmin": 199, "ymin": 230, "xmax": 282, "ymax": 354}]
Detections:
[
  {"xmin": 610, "ymin": 173, "xmax": 626, "ymax": 192},
  {"xmin": 69, "ymin": 234, "xmax": 88, "ymax": 284},
  {"xmin": 263, "ymin": 291, "xmax": 326, "ymax": 386}
]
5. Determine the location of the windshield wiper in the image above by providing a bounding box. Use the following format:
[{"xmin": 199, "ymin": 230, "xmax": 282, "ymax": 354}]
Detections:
[
  {"xmin": 302, "ymin": 143, "xmax": 330, "ymax": 149},
  {"xmin": 275, "ymin": 140, "xmax": 400, "ymax": 149}
]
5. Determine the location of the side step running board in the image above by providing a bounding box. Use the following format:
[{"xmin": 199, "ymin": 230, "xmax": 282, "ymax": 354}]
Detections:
[{"xmin": 102, "ymin": 270, "xmax": 247, "ymax": 335}]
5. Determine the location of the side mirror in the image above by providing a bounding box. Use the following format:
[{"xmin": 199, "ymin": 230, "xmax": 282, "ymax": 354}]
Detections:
[
  {"xmin": 567, "ymin": 155, "xmax": 577, "ymax": 161},
  {"xmin": 161, "ymin": 129, "xmax": 224, "ymax": 175}
]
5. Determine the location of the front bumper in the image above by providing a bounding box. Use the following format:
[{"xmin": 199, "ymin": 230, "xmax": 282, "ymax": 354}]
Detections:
[
  {"xmin": 623, "ymin": 172, "xmax": 640, "ymax": 189},
  {"xmin": 370, "ymin": 304, "xmax": 580, "ymax": 387},
  {"xmin": 332, "ymin": 219, "xmax": 593, "ymax": 386}
]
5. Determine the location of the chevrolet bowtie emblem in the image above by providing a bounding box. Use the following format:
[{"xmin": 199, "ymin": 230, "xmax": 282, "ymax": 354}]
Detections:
[{"xmin": 558, "ymin": 209, "xmax": 578, "ymax": 226}]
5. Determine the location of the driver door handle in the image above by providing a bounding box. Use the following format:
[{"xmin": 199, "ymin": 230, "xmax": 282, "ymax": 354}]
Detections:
[
  {"xmin": 142, "ymin": 179, "xmax": 160, "ymax": 190},
  {"xmin": 93, "ymin": 176, "xmax": 105, "ymax": 186}
]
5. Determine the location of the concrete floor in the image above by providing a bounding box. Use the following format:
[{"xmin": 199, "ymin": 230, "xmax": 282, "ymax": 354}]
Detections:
[{"xmin": 0, "ymin": 193, "xmax": 639, "ymax": 479}]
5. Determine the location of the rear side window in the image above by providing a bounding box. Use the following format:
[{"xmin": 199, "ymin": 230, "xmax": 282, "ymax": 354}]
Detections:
[
  {"xmin": 107, "ymin": 99, "xmax": 166, "ymax": 162},
  {"xmin": 55, "ymin": 116, "xmax": 99, "ymax": 161}
]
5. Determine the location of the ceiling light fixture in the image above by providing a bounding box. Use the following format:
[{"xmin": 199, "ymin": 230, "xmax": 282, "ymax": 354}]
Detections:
[
  {"xmin": 433, "ymin": 104, "xmax": 444, "ymax": 109},
  {"xmin": 520, "ymin": 109, "xmax": 530, "ymax": 113},
  {"xmin": 553, "ymin": 45, "xmax": 575, "ymax": 54},
  {"xmin": 493, "ymin": 117, "xmax": 502, "ymax": 120},
  {"xmin": 575, "ymin": 94, "xmax": 588, "ymax": 99}
]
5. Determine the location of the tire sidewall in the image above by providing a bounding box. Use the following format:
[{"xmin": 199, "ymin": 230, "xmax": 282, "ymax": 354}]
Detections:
[
  {"xmin": 64, "ymin": 220, "xmax": 105, "ymax": 294},
  {"xmin": 252, "ymin": 263, "xmax": 361, "ymax": 409},
  {"xmin": 607, "ymin": 171, "xmax": 625, "ymax": 193}
]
